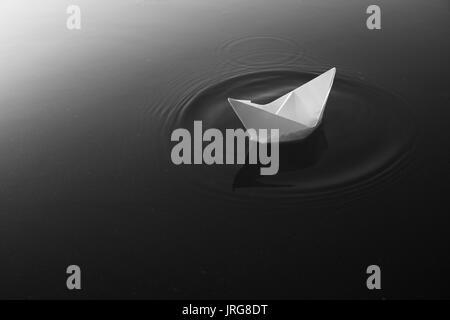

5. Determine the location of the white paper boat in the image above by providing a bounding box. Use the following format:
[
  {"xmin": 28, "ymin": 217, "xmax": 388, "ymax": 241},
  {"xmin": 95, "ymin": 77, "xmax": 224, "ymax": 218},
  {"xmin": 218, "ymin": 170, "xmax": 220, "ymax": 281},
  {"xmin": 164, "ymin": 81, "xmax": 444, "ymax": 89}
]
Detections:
[{"xmin": 228, "ymin": 67, "xmax": 336, "ymax": 143}]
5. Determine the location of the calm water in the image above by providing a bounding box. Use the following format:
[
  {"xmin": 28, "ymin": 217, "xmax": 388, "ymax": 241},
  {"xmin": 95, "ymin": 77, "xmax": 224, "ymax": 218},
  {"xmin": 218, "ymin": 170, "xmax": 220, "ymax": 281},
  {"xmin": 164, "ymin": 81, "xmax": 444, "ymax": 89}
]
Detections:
[{"xmin": 0, "ymin": 0, "xmax": 449, "ymax": 298}]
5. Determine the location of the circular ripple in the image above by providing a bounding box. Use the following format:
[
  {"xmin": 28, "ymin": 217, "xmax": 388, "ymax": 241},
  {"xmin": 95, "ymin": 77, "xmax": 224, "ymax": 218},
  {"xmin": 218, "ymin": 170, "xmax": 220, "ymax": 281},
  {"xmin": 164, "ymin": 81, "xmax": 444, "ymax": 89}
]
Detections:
[
  {"xmin": 171, "ymin": 69, "xmax": 417, "ymax": 207},
  {"xmin": 217, "ymin": 36, "xmax": 305, "ymax": 69}
]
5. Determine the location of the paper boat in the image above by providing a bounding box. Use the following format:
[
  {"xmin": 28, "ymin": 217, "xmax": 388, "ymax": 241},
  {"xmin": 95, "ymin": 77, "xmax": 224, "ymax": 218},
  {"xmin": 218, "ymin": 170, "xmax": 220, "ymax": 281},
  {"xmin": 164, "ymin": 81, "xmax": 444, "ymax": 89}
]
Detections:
[{"xmin": 228, "ymin": 67, "xmax": 336, "ymax": 143}]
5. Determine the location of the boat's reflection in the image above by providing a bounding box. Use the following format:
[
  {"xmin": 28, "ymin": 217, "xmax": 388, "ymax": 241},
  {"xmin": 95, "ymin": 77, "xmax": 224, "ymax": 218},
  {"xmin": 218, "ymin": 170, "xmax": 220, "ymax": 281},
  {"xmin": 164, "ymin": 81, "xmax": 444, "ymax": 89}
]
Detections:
[{"xmin": 232, "ymin": 126, "xmax": 328, "ymax": 189}]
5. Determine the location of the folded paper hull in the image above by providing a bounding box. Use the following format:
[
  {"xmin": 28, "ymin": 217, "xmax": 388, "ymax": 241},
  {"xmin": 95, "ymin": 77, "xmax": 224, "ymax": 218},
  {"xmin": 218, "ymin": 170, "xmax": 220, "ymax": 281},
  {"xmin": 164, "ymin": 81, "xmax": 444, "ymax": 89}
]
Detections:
[
  {"xmin": 228, "ymin": 67, "xmax": 335, "ymax": 143},
  {"xmin": 228, "ymin": 98, "xmax": 315, "ymax": 143}
]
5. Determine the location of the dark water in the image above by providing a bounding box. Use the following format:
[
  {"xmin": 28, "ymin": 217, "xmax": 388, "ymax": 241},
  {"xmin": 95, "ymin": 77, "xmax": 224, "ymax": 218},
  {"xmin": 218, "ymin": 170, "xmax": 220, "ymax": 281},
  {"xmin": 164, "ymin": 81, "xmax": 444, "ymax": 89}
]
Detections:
[{"xmin": 1, "ymin": 0, "xmax": 449, "ymax": 299}]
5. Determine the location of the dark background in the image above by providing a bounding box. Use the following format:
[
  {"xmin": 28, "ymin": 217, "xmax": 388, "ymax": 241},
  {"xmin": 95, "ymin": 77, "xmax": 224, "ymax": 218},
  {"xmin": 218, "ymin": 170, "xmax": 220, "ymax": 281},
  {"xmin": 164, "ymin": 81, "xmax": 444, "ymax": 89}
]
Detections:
[{"xmin": 0, "ymin": 0, "xmax": 449, "ymax": 299}]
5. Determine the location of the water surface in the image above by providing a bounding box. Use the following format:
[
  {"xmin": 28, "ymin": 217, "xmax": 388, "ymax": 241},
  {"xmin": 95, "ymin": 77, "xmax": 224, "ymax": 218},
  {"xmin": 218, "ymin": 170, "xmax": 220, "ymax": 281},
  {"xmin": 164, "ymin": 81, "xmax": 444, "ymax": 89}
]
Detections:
[{"xmin": 0, "ymin": 0, "xmax": 449, "ymax": 299}]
